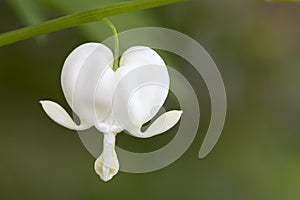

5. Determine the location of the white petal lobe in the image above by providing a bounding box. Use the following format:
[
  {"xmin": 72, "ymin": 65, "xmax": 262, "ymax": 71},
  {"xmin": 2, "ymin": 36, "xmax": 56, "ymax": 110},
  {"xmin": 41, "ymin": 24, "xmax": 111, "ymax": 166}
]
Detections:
[
  {"xmin": 130, "ymin": 110, "xmax": 183, "ymax": 138},
  {"xmin": 40, "ymin": 100, "xmax": 91, "ymax": 130}
]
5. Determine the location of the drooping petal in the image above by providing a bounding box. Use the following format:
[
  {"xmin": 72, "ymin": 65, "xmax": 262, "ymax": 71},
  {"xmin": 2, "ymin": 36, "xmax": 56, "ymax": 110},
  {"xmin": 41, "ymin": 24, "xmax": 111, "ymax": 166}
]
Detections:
[
  {"xmin": 129, "ymin": 110, "xmax": 183, "ymax": 138},
  {"xmin": 40, "ymin": 100, "xmax": 91, "ymax": 130},
  {"xmin": 61, "ymin": 43, "xmax": 114, "ymax": 125},
  {"xmin": 113, "ymin": 46, "xmax": 175, "ymax": 137}
]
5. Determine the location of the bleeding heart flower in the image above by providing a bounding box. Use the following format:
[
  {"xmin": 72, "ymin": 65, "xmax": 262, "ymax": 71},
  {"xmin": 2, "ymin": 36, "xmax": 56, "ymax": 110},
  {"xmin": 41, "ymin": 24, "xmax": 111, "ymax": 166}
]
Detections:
[{"xmin": 40, "ymin": 43, "xmax": 183, "ymax": 181}]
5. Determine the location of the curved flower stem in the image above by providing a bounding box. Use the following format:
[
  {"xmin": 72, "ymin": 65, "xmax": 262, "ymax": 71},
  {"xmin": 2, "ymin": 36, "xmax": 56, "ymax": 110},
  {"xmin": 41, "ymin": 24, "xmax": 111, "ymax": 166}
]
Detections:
[
  {"xmin": 0, "ymin": 0, "xmax": 186, "ymax": 47},
  {"xmin": 102, "ymin": 18, "xmax": 119, "ymax": 71}
]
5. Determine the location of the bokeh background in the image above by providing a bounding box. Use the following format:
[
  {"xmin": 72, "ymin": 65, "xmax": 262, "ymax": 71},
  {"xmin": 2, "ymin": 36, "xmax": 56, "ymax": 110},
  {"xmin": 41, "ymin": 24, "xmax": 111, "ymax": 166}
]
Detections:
[{"xmin": 1, "ymin": 0, "xmax": 300, "ymax": 199}]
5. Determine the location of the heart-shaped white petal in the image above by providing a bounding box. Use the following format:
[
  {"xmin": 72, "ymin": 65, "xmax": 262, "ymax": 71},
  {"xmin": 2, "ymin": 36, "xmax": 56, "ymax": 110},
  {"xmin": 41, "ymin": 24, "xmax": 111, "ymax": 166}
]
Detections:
[
  {"xmin": 113, "ymin": 46, "xmax": 182, "ymax": 138},
  {"xmin": 117, "ymin": 46, "xmax": 168, "ymax": 126},
  {"xmin": 62, "ymin": 43, "xmax": 114, "ymax": 125}
]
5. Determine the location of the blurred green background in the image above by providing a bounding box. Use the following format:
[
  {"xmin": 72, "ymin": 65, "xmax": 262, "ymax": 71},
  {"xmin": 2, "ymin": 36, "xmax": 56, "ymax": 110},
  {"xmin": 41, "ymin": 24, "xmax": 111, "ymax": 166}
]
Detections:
[{"xmin": 1, "ymin": 0, "xmax": 300, "ymax": 199}]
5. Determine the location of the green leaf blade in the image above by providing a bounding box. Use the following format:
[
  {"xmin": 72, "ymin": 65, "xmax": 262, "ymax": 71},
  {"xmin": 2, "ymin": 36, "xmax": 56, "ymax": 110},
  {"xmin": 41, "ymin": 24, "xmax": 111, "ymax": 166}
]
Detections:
[{"xmin": 0, "ymin": 0, "xmax": 186, "ymax": 47}]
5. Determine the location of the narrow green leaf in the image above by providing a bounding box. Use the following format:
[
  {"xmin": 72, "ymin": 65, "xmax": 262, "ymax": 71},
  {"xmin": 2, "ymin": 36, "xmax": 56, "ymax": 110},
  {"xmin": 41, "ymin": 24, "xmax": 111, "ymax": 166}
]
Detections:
[
  {"xmin": 37, "ymin": 0, "xmax": 158, "ymax": 44},
  {"xmin": 0, "ymin": 0, "xmax": 186, "ymax": 47}
]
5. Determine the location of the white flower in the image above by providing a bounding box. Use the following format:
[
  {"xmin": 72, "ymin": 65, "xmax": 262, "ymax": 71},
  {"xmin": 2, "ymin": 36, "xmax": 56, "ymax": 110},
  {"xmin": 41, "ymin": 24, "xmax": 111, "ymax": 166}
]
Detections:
[{"xmin": 40, "ymin": 43, "xmax": 183, "ymax": 181}]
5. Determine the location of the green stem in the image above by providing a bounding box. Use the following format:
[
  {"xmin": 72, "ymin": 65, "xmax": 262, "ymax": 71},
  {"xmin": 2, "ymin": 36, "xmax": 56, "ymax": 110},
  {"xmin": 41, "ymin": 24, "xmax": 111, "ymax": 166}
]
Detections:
[
  {"xmin": 102, "ymin": 18, "xmax": 119, "ymax": 71},
  {"xmin": 0, "ymin": 0, "xmax": 186, "ymax": 47}
]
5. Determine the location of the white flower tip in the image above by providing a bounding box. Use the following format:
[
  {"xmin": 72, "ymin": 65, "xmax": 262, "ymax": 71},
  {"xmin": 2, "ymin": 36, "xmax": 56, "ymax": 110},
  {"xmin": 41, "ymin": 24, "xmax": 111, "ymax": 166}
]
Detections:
[
  {"xmin": 39, "ymin": 100, "xmax": 51, "ymax": 108},
  {"xmin": 94, "ymin": 158, "xmax": 118, "ymax": 182},
  {"xmin": 178, "ymin": 110, "xmax": 183, "ymax": 118},
  {"xmin": 163, "ymin": 110, "xmax": 183, "ymax": 128},
  {"xmin": 178, "ymin": 110, "xmax": 183, "ymax": 115}
]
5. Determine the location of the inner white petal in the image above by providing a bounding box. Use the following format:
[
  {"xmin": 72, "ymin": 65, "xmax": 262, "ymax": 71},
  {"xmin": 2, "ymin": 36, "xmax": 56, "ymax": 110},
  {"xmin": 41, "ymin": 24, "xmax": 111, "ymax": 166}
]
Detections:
[{"xmin": 95, "ymin": 110, "xmax": 122, "ymax": 134}]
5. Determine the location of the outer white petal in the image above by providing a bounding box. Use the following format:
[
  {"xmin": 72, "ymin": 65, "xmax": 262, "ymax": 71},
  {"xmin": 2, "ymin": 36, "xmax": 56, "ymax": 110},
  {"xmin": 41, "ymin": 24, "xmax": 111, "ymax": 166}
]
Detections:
[
  {"xmin": 40, "ymin": 100, "xmax": 91, "ymax": 130},
  {"xmin": 113, "ymin": 46, "xmax": 170, "ymax": 133},
  {"xmin": 113, "ymin": 46, "xmax": 183, "ymax": 137},
  {"xmin": 61, "ymin": 43, "xmax": 114, "ymax": 124},
  {"xmin": 130, "ymin": 110, "xmax": 183, "ymax": 138}
]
